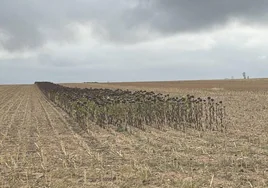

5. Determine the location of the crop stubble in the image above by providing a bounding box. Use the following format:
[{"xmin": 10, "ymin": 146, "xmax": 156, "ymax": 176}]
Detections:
[{"xmin": 0, "ymin": 80, "xmax": 268, "ymax": 187}]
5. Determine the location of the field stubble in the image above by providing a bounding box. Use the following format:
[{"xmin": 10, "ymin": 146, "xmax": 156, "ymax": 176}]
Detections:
[
  {"xmin": 63, "ymin": 80, "xmax": 268, "ymax": 187},
  {"xmin": 0, "ymin": 80, "xmax": 267, "ymax": 187}
]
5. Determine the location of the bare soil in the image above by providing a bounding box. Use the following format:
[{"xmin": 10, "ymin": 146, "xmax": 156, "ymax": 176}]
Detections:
[{"xmin": 1, "ymin": 80, "xmax": 268, "ymax": 187}]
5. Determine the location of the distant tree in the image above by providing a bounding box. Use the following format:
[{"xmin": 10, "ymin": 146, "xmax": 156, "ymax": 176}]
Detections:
[
  {"xmin": 247, "ymin": 76, "xmax": 249, "ymax": 79},
  {"xmin": 242, "ymin": 72, "xmax": 246, "ymax": 79}
]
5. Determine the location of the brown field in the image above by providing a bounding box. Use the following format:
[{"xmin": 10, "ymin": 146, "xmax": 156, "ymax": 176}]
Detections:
[
  {"xmin": 1, "ymin": 79, "xmax": 268, "ymax": 187},
  {"xmin": 63, "ymin": 78, "xmax": 268, "ymax": 92}
]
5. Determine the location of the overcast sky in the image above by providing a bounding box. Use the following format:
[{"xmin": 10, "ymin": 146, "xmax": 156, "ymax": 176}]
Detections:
[{"xmin": 1, "ymin": 0, "xmax": 268, "ymax": 84}]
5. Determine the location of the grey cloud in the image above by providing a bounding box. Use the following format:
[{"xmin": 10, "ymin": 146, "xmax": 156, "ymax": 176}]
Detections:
[
  {"xmin": 1, "ymin": 0, "xmax": 268, "ymax": 51},
  {"xmin": 1, "ymin": 39, "xmax": 268, "ymax": 84},
  {"xmin": 126, "ymin": 0, "xmax": 268, "ymax": 34}
]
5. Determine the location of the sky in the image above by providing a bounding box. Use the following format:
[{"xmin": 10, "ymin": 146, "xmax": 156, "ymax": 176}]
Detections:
[{"xmin": 1, "ymin": 0, "xmax": 268, "ymax": 84}]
